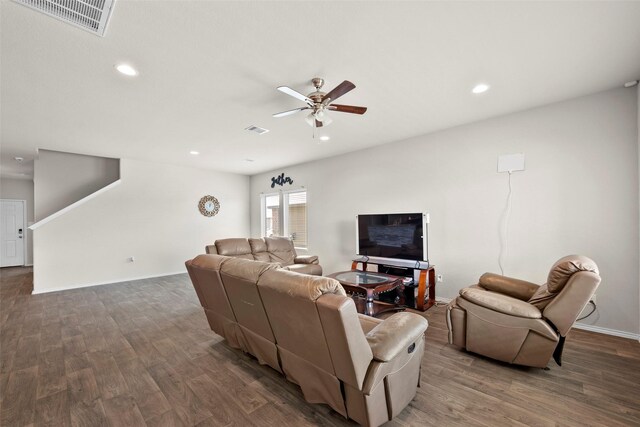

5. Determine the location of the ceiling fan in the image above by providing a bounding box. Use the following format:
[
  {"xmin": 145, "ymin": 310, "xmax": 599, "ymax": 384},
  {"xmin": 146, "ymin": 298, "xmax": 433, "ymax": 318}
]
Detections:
[{"xmin": 273, "ymin": 77, "xmax": 367, "ymax": 128}]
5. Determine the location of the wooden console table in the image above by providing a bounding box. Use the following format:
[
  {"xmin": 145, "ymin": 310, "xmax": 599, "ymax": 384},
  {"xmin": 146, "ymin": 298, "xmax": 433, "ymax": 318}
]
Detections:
[{"xmin": 351, "ymin": 260, "xmax": 436, "ymax": 311}]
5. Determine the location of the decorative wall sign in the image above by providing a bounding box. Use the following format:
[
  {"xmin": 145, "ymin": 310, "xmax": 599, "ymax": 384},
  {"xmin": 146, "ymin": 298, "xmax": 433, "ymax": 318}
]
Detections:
[
  {"xmin": 198, "ymin": 195, "xmax": 220, "ymax": 217},
  {"xmin": 271, "ymin": 173, "xmax": 293, "ymax": 188}
]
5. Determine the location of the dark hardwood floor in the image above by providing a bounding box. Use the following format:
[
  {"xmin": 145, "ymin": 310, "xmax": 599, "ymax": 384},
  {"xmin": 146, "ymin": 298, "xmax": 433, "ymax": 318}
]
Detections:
[{"xmin": 1, "ymin": 266, "xmax": 639, "ymax": 426}]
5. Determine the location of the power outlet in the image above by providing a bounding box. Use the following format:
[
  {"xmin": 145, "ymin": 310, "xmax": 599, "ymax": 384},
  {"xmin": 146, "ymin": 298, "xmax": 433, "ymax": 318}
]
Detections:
[{"xmin": 437, "ymin": 274, "xmax": 443, "ymax": 283}]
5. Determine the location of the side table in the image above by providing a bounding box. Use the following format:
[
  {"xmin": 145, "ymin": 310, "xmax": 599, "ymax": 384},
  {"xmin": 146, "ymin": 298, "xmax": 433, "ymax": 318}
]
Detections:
[
  {"xmin": 327, "ymin": 270, "xmax": 404, "ymax": 317},
  {"xmin": 351, "ymin": 260, "xmax": 436, "ymax": 311}
]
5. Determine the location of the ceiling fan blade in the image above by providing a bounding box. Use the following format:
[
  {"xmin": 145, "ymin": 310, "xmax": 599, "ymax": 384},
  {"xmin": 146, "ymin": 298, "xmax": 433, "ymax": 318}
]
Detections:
[
  {"xmin": 277, "ymin": 86, "xmax": 314, "ymax": 106},
  {"xmin": 272, "ymin": 107, "xmax": 309, "ymax": 118},
  {"xmin": 321, "ymin": 80, "xmax": 355, "ymax": 105},
  {"xmin": 327, "ymin": 104, "xmax": 367, "ymax": 115}
]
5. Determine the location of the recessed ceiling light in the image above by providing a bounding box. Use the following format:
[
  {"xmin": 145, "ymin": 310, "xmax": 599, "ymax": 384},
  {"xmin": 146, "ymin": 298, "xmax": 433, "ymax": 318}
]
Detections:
[
  {"xmin": 14, "ymin": 156, "xmax": 24, "ymax": 162},
  {"xmin": 472, "ymin": 83, "xmax": 490, "ymax": 94},
  {"xmin": 624, "ymin": 80, "xmax": 639, "ymax": 88},
  {"xmin": 115, "ymin": 64, "xmax": 138, "ymax": 76},
  {"xmin": 319, "ymin": 136, "xmax": 330, "ymax": 141},
  {"xmin": 189, "ymin": 151, "xmax": 199, "ymax": 155}
]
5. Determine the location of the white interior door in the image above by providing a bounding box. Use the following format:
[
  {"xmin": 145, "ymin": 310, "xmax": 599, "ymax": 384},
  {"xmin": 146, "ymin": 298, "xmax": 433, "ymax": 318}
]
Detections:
[{"xmin": 1, "ymin": 200, "xmax": 25, "ymax": 267}]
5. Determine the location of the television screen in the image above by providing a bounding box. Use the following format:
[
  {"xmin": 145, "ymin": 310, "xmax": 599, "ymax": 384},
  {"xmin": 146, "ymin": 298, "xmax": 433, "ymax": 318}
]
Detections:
[{"xmin": 356, "ymin": 213, "xmax": 427, "ymax": 263}]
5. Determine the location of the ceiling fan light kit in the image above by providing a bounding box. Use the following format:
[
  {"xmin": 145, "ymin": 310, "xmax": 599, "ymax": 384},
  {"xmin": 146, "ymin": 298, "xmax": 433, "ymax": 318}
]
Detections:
[{"xmin": 273, "ymin": 77, "xmax": 367, "ymax": 132}]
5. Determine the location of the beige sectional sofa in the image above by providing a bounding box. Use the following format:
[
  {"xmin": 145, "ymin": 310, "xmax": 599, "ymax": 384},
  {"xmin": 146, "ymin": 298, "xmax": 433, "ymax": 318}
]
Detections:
[
  {"xmin": 206, "ymin": 236, "xmax": 322, "ymax": 275},
  {"xmin": 186, "ymin": 254, "xmax": 428, "ymax": 427}
]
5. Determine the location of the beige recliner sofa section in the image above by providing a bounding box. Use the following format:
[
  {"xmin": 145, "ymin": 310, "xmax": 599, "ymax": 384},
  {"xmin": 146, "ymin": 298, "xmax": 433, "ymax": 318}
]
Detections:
[
  {"xmin": 186, "ymin": 254, "xmax": 428, "ymax": 427},
  {"xmin": 446, "ymin": 255, "xmax": 601, "ymax": 368},
  {"xmin": 206, "ymin": 236, "xmax": 322, "ymax": 275}
]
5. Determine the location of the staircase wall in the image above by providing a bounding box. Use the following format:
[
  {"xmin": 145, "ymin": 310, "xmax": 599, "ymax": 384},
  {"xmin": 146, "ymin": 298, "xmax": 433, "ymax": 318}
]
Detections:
[
  {"xmin": 34, "ymin": 149, "xmax": 120, "ymax": 221},
  {"xmin": 32, "ymin": 157, "xmax": 249, "ymax": 293}
]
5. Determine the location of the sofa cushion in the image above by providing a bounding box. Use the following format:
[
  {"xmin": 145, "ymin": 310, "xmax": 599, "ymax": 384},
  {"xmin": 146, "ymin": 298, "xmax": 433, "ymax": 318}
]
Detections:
[
  {"xmin": 185, "ymin": 254, "xmax": 231, "ymax": 317},
  {"xmin": 459, "ymin": 287, "xmax": 542, "ymax": 319},
  {"xmin": 528, "ymin": 283, "xmax": 556, "ymax": 310},
  {"xmin": 547, "ymin": 255, "xmax": 599, "ymax": 293},
  {"xmin": 219, "ymin": 258, "xmax": 281, "ymax": 350},
  {"xmin": 219, "ymin": 257, "xmax": 280, "ymax": 282},
  {"xmin": 288, "ymin": 263, "xmax": 323, "ymax": 276},
  {"xmin": 295, "ymin": 255, "xmax": 319, "ymax": 264},
  {"xmin": 259, "ymin": 269, "xmax": 346, "ymax": 301},
  {"xmin": 215, "ymin": 238, "xmax": 254, "ymax": 260},
  {"xmin": 478, "ymin": 272, "xmax": 538, "ymax": 301},
  {"xmin": 265, "ymin": 236, "xmax": 296, "ymax": 266},
  {"xmin": 249, "ymin": 238, "xmax": 271, "ymax": 262}
]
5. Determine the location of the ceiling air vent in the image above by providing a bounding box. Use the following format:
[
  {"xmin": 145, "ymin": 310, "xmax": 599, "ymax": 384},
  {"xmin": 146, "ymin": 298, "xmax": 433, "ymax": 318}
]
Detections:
[
  {"xmin": 245, "ymin": 125, "xmax": 269, "ymax": 135},
  {"xmin": 13, "ymin": 0, "xmax": 117, "ymax": 37}
]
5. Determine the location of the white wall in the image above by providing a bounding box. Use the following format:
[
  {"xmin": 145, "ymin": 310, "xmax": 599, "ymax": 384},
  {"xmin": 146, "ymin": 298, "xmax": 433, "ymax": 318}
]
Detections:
[
  {"xmin": 33, "ymin": 158, "xmax": 249, "ymax": 293},
  {"xmin": 250, "ymin": 87, "xmax": 639, "ymax": 335},
  {"xmin": 35, "ymin": 149, "xmax": 120, "ymax": 220},
  {"xmin": 0, "ymin": 177, "xmax": 34, "ymax": 265}
]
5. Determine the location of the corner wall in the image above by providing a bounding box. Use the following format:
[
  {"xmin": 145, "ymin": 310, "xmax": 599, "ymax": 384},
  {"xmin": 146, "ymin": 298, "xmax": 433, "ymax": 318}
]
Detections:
[
  {"xmin": 250, "ymin": 87, "xmax": 639, "ymax": 335},
  {"xmin": 0, "ymin": 178, "xmax": 34, "ymax": 265},
  {"xmin": 33, "ymin": 158, "xmax": 249, "ymax": 293}
]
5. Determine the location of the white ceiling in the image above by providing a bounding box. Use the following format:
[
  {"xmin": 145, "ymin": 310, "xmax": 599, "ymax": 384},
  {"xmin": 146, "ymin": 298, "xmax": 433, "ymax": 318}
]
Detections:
[{"xmin": 2, "ymin": 1, "xmax": 640, "ymax": 179}]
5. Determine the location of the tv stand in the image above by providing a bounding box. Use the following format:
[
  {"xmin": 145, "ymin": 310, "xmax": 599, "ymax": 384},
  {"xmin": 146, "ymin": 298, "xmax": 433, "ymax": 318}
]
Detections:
[{"xmin": 351, "ymin": 259, "xmax": 436, "ymax": 311}]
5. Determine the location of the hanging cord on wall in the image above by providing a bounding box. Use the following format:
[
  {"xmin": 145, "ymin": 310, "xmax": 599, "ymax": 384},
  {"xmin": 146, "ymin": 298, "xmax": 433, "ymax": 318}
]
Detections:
[
  {"xmin": 498, "ymin": 171, "xmax": 513, "ymax": 276},
  {"xmin": 577, "ymin": 300, "xmax": 597, "ymax": 321}
]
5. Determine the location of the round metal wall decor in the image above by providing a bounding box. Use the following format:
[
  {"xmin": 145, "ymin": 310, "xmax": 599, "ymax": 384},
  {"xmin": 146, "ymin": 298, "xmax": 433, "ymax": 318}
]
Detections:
[{"xmin": 198, "ymin": 195, "xmax": 220, "ymax": 217}]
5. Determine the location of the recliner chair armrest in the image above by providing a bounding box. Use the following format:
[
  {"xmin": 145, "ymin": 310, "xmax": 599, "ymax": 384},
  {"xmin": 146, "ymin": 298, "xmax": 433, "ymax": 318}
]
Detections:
[
  {"xmin": 294, "ymin": 255, "xmax": 319, "ymax": 264},
  {"xmin": 358, "ymin": 313, "xmax": 383, "ymax": 334},
  {"xmin": 479, "ymin": 272, "xmax": 539, "ymax": 301},
  {"xmin": 459, "ymin": 287, "xmax": 542, "ymax": 319},
  {"xmin": 366, "ymin": 313, "xmax": 428, "ymax": 362}
]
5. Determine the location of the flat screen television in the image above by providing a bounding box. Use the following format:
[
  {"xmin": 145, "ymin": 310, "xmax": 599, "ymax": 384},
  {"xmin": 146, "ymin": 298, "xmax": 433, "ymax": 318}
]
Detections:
[{"xmin": 356, "ymin": 213, "xmax": 429, "ymax": 268}]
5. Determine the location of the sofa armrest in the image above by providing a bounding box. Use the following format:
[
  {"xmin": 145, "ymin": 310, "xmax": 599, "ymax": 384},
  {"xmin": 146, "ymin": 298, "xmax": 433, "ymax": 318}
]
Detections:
[
  {"xmin": 459, "ymin": 287, "xmax": 541, "ymax": 319},
  {"xmin": 366, "ymin": 313, "xmax": 428, "ymax": 362},
  {"xmin": 205, "ymin": 244, "xmax": 218, "ymax": 254},
  {"xmin": 479, "ymin": 272, "xmax": 539, "ymax": 301},
  {"xmin": 358, "ymin": 313, "xmax": 383, "ymax": 334},
  {"xmin": 294, "ymin": 255, "xmax": 319, "ymax": 265}
]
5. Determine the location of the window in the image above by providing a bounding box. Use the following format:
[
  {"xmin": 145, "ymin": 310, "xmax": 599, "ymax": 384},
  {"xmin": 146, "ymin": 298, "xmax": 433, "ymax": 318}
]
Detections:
[
  {"xmin": 263, "ymin": 193, "xmax": 281, "ymax": 238},
  {"xmin": 286, "ymin": 191, "xmax": 307, "ymax": 248},
  {"xmin": 261, "ymin": 189, "xmax": 308, "ymax": 248}
]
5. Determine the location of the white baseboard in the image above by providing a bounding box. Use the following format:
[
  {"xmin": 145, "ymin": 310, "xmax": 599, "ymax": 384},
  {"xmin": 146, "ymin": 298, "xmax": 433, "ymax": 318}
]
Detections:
[
  {"xmin": 434, "ymin": 296, "xmax": 639, "ymax": 341},
  {"xmin": 573, "ymin": 323, "xmax": 640, "ymax": 341},
  {"xmin": 32, "ymin": 270, "xmax": 186, "ymax": 294}
]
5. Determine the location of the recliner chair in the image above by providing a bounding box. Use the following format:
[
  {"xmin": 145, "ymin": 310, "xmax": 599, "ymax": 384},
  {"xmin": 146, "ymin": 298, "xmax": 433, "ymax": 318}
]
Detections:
[{"xmin": 446, "ymin": 255, "xmax": 601, "ymax": 368}]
